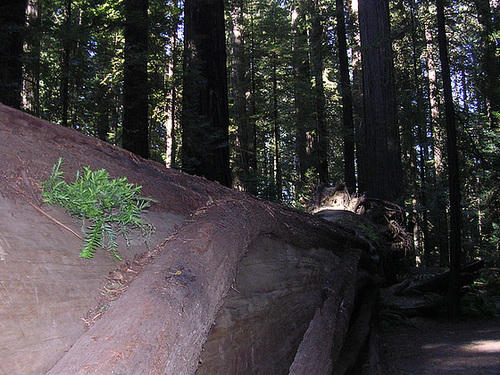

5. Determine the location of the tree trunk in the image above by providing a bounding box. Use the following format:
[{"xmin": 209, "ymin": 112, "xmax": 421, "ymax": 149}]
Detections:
[
  {"xmin": 410, "ymin": 0, "xmax": 430, "ymax": 264},
  {"xmin": 357, "ymin": 0, "xmax": 402, "ymax": 203},
  {"xmin": 425, "ymin": 19, "xmax": 449, "ymax": 266},
  {"xmin": 230, "ymin": 0, "xmax": 256, "ymax": 192},
  {"xmin": 473, "ymin": 0, "xmax": 499, "ymax": 130},
  {"xmin": 292, "ymin": 4, "xmax": 314, "ymax": 198},
  {"xmin": 436, "ymin": 0, "xmax": 462, "ymax": 318},
  {"xmin": 336, "ymin": 0, "xmax": 356, "ymax": 193},
  {"xmin": 272, "ymin": 52, "xmax": 282, "ymax": 201},
  {"xmin": 60, "ymin": 0, "xmax": 72, "ymax": 127},
  {"xmin": 23, "ymin": 0, "xmax": 41, "ymax": 116},
  {"xmin": 181, "ymin": 0, "xmax": 231, "ymax": 187},
  {"xmin": 122, "ymin": 0, "xmax": 150, "ymax": 159},
  {"xmin": 308, "ymin": 0, "xmax": 328, "ymax": 184},
  {"xmin": 0, "ymin": 0, "xmax": 27, "ymax": 109},
  {"xmin": 165, "ymin": 0, "xmax": 180, "ymax": 168},
  {"xmin": 348, "ymin": 0, "xmax": 364, "ymax": 192}
]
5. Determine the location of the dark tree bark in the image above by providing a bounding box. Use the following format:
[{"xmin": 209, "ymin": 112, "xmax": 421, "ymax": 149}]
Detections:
[
  {"xmin": 308, "ymin": 0, "xmax": 328, "ymax": 184},
  {"xmin": 425, "ymin": 18, "xmax": 449, "ymax": 266},
  {"xmin": 122, "ymin": 0, "xmax": 150, "ymax": 159},
  {"xmin": 230, "ymin": 0, "xmax": 256, "ymax": 192},
  {"xmin": 436, "ymin": 0, "xmax": 462, "ymax": 319},
  {"xmin": 23, "ymin": 0, "xmax": 41, "ymax": 116},
  {"xmin": 410, "ymin": 0, "xmax": 430, "ymax": 264},
  {"xmin": 0, "ymin": 0, "xmax": 28, "ymax": 109},
  {"xmin": 165, "ymin": 0, "xmax": 180, "ymax": 168},
  {"xmin": 357, "ymin": 0, "xmax": 402, "ymax": 203},
  {"xmin": 336, "ymin": 0, "xmax": 356, "ymax": 193},
  {"xmin": 182, "ymin": 0, "xmax": 231, "ymax": 187},
  {"xmin": 272, "ymin": 52, "xmax": 282, "ymax": 201},
  {"xmin": 60, "ymin": 0, "xmax": 72, "ymax": 127}
]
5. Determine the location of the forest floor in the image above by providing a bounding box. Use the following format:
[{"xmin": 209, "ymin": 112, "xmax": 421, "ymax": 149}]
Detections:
[{"xmin": 379, "ymin": 313, "xmax": 500, "ymax": 374}]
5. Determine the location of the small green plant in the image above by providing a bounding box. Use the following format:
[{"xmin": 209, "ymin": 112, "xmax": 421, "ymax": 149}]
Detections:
[{"xmin": 41, "ymin": 158, "xmax": 154, "ymax": 260}]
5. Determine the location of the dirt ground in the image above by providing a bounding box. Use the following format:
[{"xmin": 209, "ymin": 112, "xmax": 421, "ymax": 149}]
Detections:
[{"xmin": 380, "ymin": 316, "xmax": 500, "ymax": 374}]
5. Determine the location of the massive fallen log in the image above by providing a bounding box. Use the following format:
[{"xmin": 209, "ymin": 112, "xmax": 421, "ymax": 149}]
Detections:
[
  {"xmin": 47, "ymin": 198, "xmax": 379, "ymax": 374},
  {"xmin": 402, "ymin": 260, "xmax": 485, "ymax": 295},
  {"xmin": 0, "ymin": 104, "xmax": 383, "ymax": 374}
]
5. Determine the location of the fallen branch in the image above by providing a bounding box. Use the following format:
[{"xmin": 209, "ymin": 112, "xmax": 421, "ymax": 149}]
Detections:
[{"xmin": 29, "ymin": 202, "xmax": 82, "ymax": 240}]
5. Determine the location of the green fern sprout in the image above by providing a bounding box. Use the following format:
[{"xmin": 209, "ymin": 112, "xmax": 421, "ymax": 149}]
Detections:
[{"xmin": 41, "ymin": 158, "xmax": 155, "ymax": 260}]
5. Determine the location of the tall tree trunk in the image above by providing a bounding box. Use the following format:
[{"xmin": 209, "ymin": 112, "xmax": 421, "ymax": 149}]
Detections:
[
  {"xmin": 249, "ymin": 9, "xmax": 257, "ymax": 176},
  {"xmin": 348, "ymin": 0, "xmax": 364, "ymax": 189},
  {"xmin": 410, "ymin": 0, "xmax": 430, "ymax": 264},
  {"xmin": 336, "ymin": 0, "xmax": 356, "ymax": 192},
  {"xmin": 230, "ymin": 0, "xmax": 255, "ymax": 192},
  {"xmin": 309, "ymin": 0, "xmax": 328, "ymax": 184},
  {"xmin": 436, "ymin": 0, "xmax": 462, "ymax": 318},
  {"xmin": 425, "ymin": 20, "xmax": 449, "ymax": 266},
  {"xmin": 182, "ymin": 0, "xmax": 231, "ymax": 187},
  {"xmin": 357, "ymin": 0, "xmax": 402, "ymax": 202},
  {"xmin": 473, "ymin": 0, "xmax": 499, "ymax": 130},
  {"xmin": 23, "ymin": 0, "xmax": 41, "ymax": 116},
  {"xmin": 165, "ymin": 0, "xmax": 180, "ymax": 168},
  {"xmin": 292, "ymin": 5, "xmax": 314, "ymax": 198},
  {"xmin": 0, "ymin": 0, "xmax": 28, "ymax": 109},
  {"xmin": 122, "ymin": 0, "xmax": 149, "ymax": 158},
  {"xmin": 272, "ymin": 52, "xmax": 282, "ymax": 201},
  {"xmin": 60, "ymin": 0, "xmax": 72, "ymax": 127}
]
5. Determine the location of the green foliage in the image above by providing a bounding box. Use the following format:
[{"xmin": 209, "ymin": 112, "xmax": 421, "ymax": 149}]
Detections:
[
  {"xmin": 41, "ymin": 158, "xmax": 154, "ymax": 260},
  {"xmin": 461, "ymin": 292, "xmax": 498, "ymax": 318}
]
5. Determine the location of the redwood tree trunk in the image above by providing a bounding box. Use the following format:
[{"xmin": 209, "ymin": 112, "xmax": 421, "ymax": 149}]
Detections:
[
  {"xmin": 437, "ymin": 0, "xmax": 462, "ymax": 318},
  {"xmin": 122, "ymin": 0, "xmax": 150, "ymax": 159},
  {"xmin": 357, "ymin": 0, "xmax": 402, "ymax": 202},
  {"xmin": 336, "ymin": 0, "xmax": 356, "ymax": 193},
  {"xmin": 425, "ymin": 19, "xmax": 449, "ymax": 266},
  {"xmin": 165, "ymin": 0, "xmax": 180, "ymax": 168},
  {"xmin": 309, "ymin": 0, "xmax": 328, "ymax": 184},
  {"xmin": 182, "ymin": 0, "xmax": 231, "ymax": 187},
  {"xmin": 230, "ymin": 1, "xmax": 256, "ymax": 192}
]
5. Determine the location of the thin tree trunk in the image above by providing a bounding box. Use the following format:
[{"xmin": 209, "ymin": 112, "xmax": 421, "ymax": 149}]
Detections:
[
  {"xmin": 165, "ymin": 0, "xmax": 179, "ymax": 168},
  {"xmin": 60, "ymin": 0, "xmax": 72, "ymax": 127},
  {"xmin": 122, "ymin": 0, "xmax": 149, "ymax": 158},
  {"xmin": 231, "ymin": 0, "xmax": 255, "ymax": 191},
  {"xmin": 348, "ymin": 0, "xmax": 363, "ymax": 189},
  {"xmin": 425, "ymin": 20, "xmax": 449, "ymax": 266},
  {"xmin": 410, "ymin": 0, "xmax": 430, "ymax": 264},
  {"xmin": 309, "ymin": 0, "xmax": 328, "ymax": 183},
  {"xmin": 23, "ymin": 0, "xmax": 41, "ymax": 116},
  {"xmin": 249, "ymin": 9, "xmax": 257, "ymax": 176},
  {"xmin": 336, "ymin": 0, "xmax": 356, "ymax": 192},
  {"xmin": 292, "ymin": 5, "xmax": 314, "ymax": 197},
  {"xmin": 272, "ymin": 52, "xmax": 282, "ymax": 201},
  {"xmin": 436, "ymin": 0, "xmax": 462, "ymax": 318}
]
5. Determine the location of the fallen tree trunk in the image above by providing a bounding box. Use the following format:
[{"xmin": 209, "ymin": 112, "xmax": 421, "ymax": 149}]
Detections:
[
  {"xmin": 47, "ymin": 197, "xmax": 379, "ymax": 374},
  {"xmin": 0, "ymin": 104, "xmax": 384, "ymax": 374},
  {"xmin": 402, "ymin": 260, "xmax": 485, "ymax": 295}
]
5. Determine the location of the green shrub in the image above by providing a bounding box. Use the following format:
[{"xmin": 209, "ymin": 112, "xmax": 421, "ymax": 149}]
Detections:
[{"xmin": 41, "ymin": 158, "xmax": 154, "ymax": 260}]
